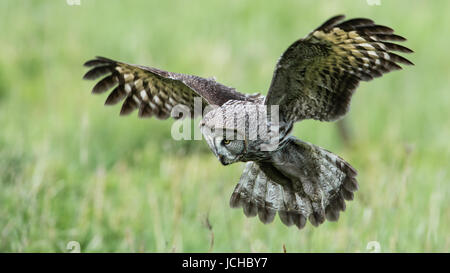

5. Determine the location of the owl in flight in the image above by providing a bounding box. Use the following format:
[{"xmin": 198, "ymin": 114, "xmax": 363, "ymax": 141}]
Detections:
[{"xmin": 84, "ymin": 15, "xmax": 413, "ymax": 229}]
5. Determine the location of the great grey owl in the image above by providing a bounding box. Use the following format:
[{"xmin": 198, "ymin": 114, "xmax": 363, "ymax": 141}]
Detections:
[{"xmin": 83, "ymin": 15, "xmax": 413, "ymax": 229}]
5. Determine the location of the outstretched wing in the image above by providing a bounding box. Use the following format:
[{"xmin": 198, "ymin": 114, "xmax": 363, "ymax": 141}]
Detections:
[
  {"xmin": 83, "ymin": 56, "xmax": 248, "ymax": 119},
  {"xmin": 265, "ymin": 15, "xmax": 413, "ymax": 123}
]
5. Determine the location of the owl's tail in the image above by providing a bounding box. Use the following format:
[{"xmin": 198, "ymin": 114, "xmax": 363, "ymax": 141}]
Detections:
[{"xmin": 229, "ymin": 138, "xmax": 358, "ymax": 229}]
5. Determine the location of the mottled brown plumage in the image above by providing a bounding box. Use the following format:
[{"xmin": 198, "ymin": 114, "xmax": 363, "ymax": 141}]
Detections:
[
  {"xmin": 266, "ymin": 15, "xmax": 413, "ymax": 123},
  {"xmin": 83, "ymin": 15, "xmax": 413, "ymax": 230},
  {"xmin": 83, "ymin": 56, "xmax": 250, "ymax": 118}
]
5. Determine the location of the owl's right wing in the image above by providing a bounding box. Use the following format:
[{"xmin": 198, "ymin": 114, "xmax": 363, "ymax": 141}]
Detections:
[{"xmin": 83, "ymin": 56, "xmax": 249, "ymax": 119}]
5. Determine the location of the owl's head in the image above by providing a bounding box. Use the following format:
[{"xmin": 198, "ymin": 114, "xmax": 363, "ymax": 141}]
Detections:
[{"xmin": 200, "ymin": 100, "xmax": 280, "ymax": 165}]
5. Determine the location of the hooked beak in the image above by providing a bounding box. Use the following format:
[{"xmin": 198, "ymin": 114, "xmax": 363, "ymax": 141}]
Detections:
[{"xmin": 218, "ymin": 155, "xmax": 229, "ymax": 166}]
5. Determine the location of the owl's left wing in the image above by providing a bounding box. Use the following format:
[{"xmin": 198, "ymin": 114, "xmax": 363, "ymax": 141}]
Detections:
[
  {"xmin": 265, "ymin": 15, "xmax": 413, "ymax": 123},
  {"xmin": 83, "ymin": 56, "xmax": 249, "ymax": 119}
]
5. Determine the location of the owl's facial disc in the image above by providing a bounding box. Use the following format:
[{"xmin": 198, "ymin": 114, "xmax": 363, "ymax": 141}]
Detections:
[
  {"xmin": 200, "ymin": 124, "xmax": 245, "ymax": 165},
  {"xmin": 213, "ymin": 136, "xmax": 244, "ymax": 165}
]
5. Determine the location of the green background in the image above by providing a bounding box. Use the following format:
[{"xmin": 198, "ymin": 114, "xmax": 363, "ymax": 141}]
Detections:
[{"xmin": 0, "ymin": 0, "xmax": 448, "ymax": 252}]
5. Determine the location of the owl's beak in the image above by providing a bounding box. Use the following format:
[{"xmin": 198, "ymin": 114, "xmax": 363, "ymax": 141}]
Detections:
[{"xmin": 218, "ymin": 155, "xmax": 229, "ymax": 166}]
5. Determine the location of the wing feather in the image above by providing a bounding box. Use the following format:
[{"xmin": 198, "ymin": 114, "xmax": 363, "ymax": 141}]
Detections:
[
  {"xmin": 265, "ymin": 15, "xmax": 413, "ymax": 123},
  {"xmin": 84, "ymin": 56, "xmax": 249, "ymax": 119}
]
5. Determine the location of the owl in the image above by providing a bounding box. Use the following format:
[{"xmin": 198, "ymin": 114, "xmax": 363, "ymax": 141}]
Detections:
[{"xmin": 83, "ymin": 15, "xmax": 413, "ymax": 229}]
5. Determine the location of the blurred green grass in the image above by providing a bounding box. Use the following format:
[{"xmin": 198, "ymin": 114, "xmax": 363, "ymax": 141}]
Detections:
[{"xmin": 0, "ymin": 0, "xmax": 449, "ymax": 252}]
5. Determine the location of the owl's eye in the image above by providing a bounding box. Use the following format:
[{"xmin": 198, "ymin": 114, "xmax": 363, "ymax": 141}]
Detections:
[{"xmin": 222, "ymin": 139, "xmax": 231, "ymax": 145}]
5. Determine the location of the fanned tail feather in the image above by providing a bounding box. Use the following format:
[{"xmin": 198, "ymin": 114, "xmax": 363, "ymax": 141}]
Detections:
[{"xmin": 230, "ymin": 139, "xmax": 358, "ymax": 229}]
